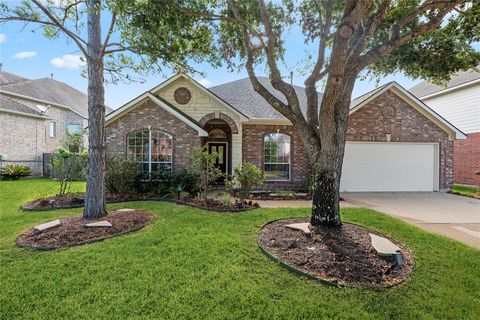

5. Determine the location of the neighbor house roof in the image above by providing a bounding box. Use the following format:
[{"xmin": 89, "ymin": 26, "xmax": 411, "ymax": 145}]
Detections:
[
  {"xmin": 0, "ymin": 71, "xmax": 29, "ymax": 86},
  {"xmin": 209, "ymin": 77, "xmax": 322, "ymax": 120},
  {"xmin": 1, "ymin": 78, "xmax": 89, "ymax": 117},
  {"xmin": 0, "ymin": 70, "xmax": 113, "ymax": 117},
  {"xmin": 410, "ymin": 68, "xmax": 480, "ymax": 98}
]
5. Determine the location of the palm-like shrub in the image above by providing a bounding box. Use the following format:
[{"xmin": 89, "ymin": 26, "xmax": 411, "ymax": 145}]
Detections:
[{"xmin": 0, "ymin": 164, "xmax": 32, "ymax": 180}]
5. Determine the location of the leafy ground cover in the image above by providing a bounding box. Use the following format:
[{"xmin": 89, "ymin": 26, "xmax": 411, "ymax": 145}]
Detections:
[{"xmin": 1, "ymin": 179, "xmax": 479, "ymax": 319}]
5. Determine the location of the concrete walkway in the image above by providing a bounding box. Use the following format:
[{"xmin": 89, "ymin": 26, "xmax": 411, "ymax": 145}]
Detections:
[
  {"xmin": 255, "ymin": 199, "xmax": 357, "ymax": 208},
  {"xmin": 343, "ymin": 192, "xmax": 480, "ymax": 249}
]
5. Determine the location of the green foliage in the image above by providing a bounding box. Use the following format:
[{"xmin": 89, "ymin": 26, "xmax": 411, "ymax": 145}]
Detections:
[
  {"xmin": 0, "ymin": 164, "xmax": 32, "ymax": 180},
  {"xmin": 60, "ymin": 130, "xmax": 86, "ymax": 153},
  {"xmin": 231, "ymin": 162, "xmax": 264, "ymax": 203},
  {"xmin": 217, "ymin": 191, "xmax": 234, "ymax": 206},
  {"xmin": 105, "ymin": 153, "xmax": 141, "ymax": 195},
  {"xmin": 151, "ymin": 170, "xmax": 199, "ymax": 195},
  {"xmin": 190, "ymin": 146, "xmax": 222, "ymax": 200},
  {"xmin": 164, "ymin": 183, "xmax": 187, "ymax": 200},
  {"xmin": 51, "ymin": 148, "xmax": 88, "ymax": 195}
]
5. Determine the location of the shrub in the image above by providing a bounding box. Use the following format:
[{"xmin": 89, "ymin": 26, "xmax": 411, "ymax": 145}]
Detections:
[
  {"xmin": 155, "ymin": 170, "xmax": 198, "ymax": 195},
  {"xmin": 190, "ymin": 146, "xmax": 222, "ymax": 200},
  {"xmin": 51, "ymin": 148, "xmax": 88, "ymax": 195},
  {"xmin": 105, "ymin": 153, "xmax": 141, "ymax": 195},
  {"xmin": 217, "ymin": 192, "xmax": 234, "ymax": 206},
  {"xmin": 0, "ymin": 164, "xmax": 32, "ymax": 180},
  {"xmin": 231, "ymin": 163, "xmax": 264, "ymax": 204}
]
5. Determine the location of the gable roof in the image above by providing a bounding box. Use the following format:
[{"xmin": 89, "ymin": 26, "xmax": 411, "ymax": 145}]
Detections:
[
  {"xmin": 150, "ymin": 73, "xmax": 249, "ymax": 119},
  {"xmin": 209, "ymin": 77, "xmax": 323, "ymax": 120},
  {"xmin": 106, "ymin": 92, "xmax": 208, "ymax": 137},
  {"xmin": 410, "ymin": 68, "xmax": 480, "ymax": 98},
  {"xmin": 350, "ymin": 82, "xmax": 466, "ymax": 140}
]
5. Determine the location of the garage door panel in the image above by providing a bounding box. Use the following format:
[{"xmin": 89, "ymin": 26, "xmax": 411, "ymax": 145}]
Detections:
[{"xmin": 340, "ymin": 143, "xmax": 436, "ymax": 192}]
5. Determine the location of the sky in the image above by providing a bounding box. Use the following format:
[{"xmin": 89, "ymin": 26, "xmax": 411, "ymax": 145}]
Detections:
[{"xmin": 0, "ymin": 6, "xmax": 423, "ymax": 110}]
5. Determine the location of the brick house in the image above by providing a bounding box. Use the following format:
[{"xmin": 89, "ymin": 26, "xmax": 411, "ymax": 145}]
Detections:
[
  {"xmin": 106, "ymin": 73, "xmax": 464, "ymax": 192},
  {"xmin": 411, "ymin": 68, "xmax": 480, "ymax": 187},
  {"xmin": 0, "ymin": 69, "xmax": 110, "ymax": 175}
]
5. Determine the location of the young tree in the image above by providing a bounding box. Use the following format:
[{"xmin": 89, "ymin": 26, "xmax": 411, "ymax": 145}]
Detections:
[{"xmin": 0, "ymin": 0, "xmax": 217, "ymax": 218}]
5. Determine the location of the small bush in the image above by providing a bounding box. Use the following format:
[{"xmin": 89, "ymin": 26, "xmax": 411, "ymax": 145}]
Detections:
[
  {"xmin": 190, "ymin": 146, "xmax": 222, "ymax": 200},
  {"xmin": 51, "ymin": 148, "xmax": 88, "ymax": 195},
  {"xmin": 0, "ymin": 164, "xmax": 32, "ymax": 180},
  {"xmin": 105, "ymin": 153, "xmax": 141, "ymax": 195},
  {"xmin": 217, "ymin": 192, "xmax": 234, "ymax": 206},
  {"xmin": 231, "ymin": 163, "xmax": 264, "ymax": 204}
]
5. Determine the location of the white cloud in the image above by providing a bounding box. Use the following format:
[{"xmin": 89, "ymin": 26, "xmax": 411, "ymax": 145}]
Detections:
[
  {"xmin": 13, "ymin": 51, "xmax": 38, "ymax": 59},
  {"xmin": 0, "ymin": 33, "xmax": 6, "ymax": 44},
  {"xmin": 197, "ymin": 78, "xmax": 211, "ymax": 87},
  {"xmin": 50, "ymin": 54, "xmax": 86, "ymax": 69}
]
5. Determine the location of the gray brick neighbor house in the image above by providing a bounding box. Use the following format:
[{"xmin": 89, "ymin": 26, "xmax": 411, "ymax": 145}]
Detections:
[
  {"xmin": 106, "ymin": 73, "xmax": 465, "ymax": 192},
  {"xmin": 0, "ymin": 69, "xmax": 111, "ymax": 175}
]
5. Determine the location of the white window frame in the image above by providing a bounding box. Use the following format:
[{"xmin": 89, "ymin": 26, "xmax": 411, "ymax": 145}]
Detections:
[
  {"xmin": 127, "ymin": 129, "xmax": 173, "ymax": 174},
  {"xmin": 264, "ymin": 133, "xmax": 291, "ymax": 181},
  {"xmin": 49, "ymin": 122, "xmax": 56, "ymax": 138}
]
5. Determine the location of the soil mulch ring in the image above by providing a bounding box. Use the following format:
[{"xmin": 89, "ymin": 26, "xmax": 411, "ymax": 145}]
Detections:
[
  {"xmin": 22, "ymin": 193, "xmax": 259, "ymax": 213},
  {"xmin": 170, "ymin": 198, "xmax": 259, "ymax": 212},
  {"xmin": 17, "ymin": 210, "xmax": 154, "ymax": 250},
  {"xmin": 259, "ymin": 218, "xmax": 414, "ymax": 289}
]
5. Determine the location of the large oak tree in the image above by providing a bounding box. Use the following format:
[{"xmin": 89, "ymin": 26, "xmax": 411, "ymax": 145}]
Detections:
[{"xmin": 124, "ymin": 0, "xmax": 479, "ymax": 229}]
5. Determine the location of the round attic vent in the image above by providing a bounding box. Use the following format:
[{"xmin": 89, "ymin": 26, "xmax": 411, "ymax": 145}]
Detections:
[{"xmin": 174, "ymin": 87, "xmax": 191, "ymax": 105}]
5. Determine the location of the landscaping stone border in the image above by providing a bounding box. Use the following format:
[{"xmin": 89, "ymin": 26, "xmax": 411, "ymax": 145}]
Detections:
[{"xmin": 257, "ymin": 218, "xmax": 415, "ymax": 290}]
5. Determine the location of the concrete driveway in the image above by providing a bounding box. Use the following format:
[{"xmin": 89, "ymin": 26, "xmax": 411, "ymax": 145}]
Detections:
[{"xmin": 342, "ymin": 192, "xmax": 480, "ymax": 249}]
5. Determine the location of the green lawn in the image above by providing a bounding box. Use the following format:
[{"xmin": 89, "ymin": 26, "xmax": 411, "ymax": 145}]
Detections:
[
  {"xmin": 1, "ymin": 179, "xmax": 479, "ymax": 319},
  {"xmin": 451, "ymin": 184, "xmax": 480, "ymax": 198}
]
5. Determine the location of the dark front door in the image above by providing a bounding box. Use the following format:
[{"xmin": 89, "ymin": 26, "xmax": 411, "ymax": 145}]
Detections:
[{"xmin": 208, "ymin": 143, "xmax": 227, "ymax": 178}]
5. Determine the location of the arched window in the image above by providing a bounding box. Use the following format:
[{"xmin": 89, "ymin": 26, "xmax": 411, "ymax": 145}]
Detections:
[
  {"xmin": 264, "ymin": 133, "xmax": 291, "ymax": 181},
  {"xmin": 208, "ymin": 129, "xmax": 227, "ymax": 138},
  {"xmin": 127, "ymin": 130, "xmax": 173, "ymax": 173}
]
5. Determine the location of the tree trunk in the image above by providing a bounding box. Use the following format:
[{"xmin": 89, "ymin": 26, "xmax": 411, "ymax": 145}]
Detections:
[
  {"xmin": 83, "ymin": 0, "xmax": 106, "ymax": 219},
  {"xmin": 309, "ymin": 73, "xmax": 357, "ymax": 229}
]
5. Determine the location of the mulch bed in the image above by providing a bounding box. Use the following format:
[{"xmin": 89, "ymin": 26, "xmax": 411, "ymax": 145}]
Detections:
[
  {"xmin": 259, "ymin": 218, "xmax": 414, "ymax": 288},
  {"xmin": 22, "ymin": 193, "xmax": 260, "ymax": 213},
  {"xmin": 17, "ymin": 210, "xmax": 154, "ymax": 250},
  {"xmin": 171, "ymin": 198, "xmax": 259, "ymax": 212}
]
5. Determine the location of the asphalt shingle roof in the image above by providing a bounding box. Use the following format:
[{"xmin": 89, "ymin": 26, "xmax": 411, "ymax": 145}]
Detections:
[
  {"xmin": 0, "ymin": 95, "xmax": 40, "ymax": 116},
  {"xmin": 209, "ymin": 77, "xmax": 322, "ymax": 119},
  {"xmin": 410, "ymin": 68, "xmax": 480, "ymax": 98},
  {"xmin": 1, "ymin": 77, "xmax": 89, "ymax": 117},
  {"xmin": 0, "ymin": 71, "xmax": 29, "ymax": 86}
]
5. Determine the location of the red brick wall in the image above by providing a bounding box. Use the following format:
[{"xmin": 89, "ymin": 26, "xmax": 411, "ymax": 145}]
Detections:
[
  {"xmin": 105, "ymin": 100, "xmax": 201, "ymax": 170},
  {"xmin": 242, "ymin": 90, "xmax": 454, "ymax": 189},
  {"xmin": 242, "ymin": 124, "xmax": 310, "ymax": 189},
  {"xmin": 347, "ymin": 90, "xmax": 453, "ymax": 189},
  {"xmin": 454, "ymin": 133, "xmax": 480, "ymax": 186}
]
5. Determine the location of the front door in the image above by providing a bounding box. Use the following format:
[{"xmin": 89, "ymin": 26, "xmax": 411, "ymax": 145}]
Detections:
[{"xmin": 208, "ymin": 143, "xmax": 227, "ymax": 178}]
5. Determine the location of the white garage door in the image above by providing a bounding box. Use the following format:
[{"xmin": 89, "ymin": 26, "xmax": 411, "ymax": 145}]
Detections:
[{"xmin": 340, "ymin": 142, "xmax": 438, "ymax": 192}]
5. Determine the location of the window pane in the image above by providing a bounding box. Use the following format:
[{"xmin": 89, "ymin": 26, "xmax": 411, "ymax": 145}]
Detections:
[
  {"xmin": 264, "ymin": 133, "xmax": 291, "ymax": 180},
  {"xmin": 67, "ymin": 124, "xmax": 81, "ymax": 133}
]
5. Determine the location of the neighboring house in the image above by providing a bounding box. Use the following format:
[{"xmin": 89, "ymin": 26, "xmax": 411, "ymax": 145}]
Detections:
[
  {"xmin": 105, "ymin": 73, "xmax": 464, "ymax": 192},
  {"xmin": 411, "ymin": 69, "xmax": 480, "ymax": 187},
  {"xmin": 0, "ymin": 69, "xmax": 111, "ymax": 175}
]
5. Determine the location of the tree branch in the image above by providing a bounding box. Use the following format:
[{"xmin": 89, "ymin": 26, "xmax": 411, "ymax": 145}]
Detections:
[
  {"xmin": 31, "ymin": 0, "xmax": 87, "ymax": 57},
  {"xmin": 102, "ymin": 12, "xmax": 116, "ymax": 56},
  {"xmin": 358, "ymin": 1, "xmax": 462, "ymax": 69}
]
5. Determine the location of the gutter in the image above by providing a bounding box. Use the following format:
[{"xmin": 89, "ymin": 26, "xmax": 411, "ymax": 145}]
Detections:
[
  {"xmin": 419, "ymin": 78, "xmax": 480, "ymax": 100},
  {"xmin": 0, "ymin": 107, "xmax": 52, "ymax": 120}
]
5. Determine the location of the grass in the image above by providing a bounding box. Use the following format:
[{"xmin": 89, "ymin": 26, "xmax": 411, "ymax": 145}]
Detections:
[
  {"xmin": 1, "ymin": 179, "xmax": 479, "ymax": 319},
  {"xmin": 451, "ymin": 184, "xmax": 480, "ymax": 198}
]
